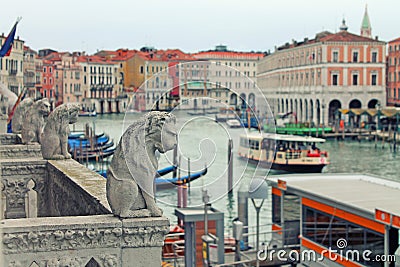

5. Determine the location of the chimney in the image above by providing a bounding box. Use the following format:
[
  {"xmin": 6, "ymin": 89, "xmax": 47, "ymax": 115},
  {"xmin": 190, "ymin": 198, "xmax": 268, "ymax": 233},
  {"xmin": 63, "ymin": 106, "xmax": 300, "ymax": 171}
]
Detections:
[{"xmin": 375, "ymin": 36, "xmax": 379, "ymax": 40}]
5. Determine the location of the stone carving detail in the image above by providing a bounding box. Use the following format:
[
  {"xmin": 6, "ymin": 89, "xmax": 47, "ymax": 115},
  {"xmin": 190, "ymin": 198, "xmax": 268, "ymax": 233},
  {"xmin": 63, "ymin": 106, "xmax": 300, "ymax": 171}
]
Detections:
[
  {"xmin": 107, "ymin": 111, "xmax": 177, "ymax": 218},
  {"xmin": 8, "ymin": 260, "xmax": 22, "ymax": 267},
  {"xmin": 21, "ymin": 98, "xmax": 50, "ymax": 144},
  {"xmin": 3, "ymin": 179, "xmax": 28, "ymax": 218},
  {"xmin": 2, "ymin": 224, "xmax": 167, "ymax": 254},
  {"xmin": 3, "ymin": 227, "xmax": 122, "ymax": 254},
  {"xmin": 100, "ymin": 254, "xmax": 119, "ymax": 267},
  {"xmin": 0, "ymin": 144, "xmax": 42, "ymax": 159},
  {"xmin": 122, "ymin": 225, "xmax": 170, "ymax": 248},
  {"xmin": 41, "ymin": 103, "xmax": 80, "ymax": 160},
  {"xmin": 1, "ymin": 163, "xmax": 46, "ymax": 176},
  {"xmin": 11, "ymin": 97, "xmax": 34, "ymax": 133}
]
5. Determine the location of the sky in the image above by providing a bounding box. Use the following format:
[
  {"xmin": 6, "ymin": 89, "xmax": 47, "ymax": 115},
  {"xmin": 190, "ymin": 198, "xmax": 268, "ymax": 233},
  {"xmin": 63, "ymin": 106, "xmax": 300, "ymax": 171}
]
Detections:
[{"xmin": 2, "ymin": 0, "xmax": 400, "ymax": 55}]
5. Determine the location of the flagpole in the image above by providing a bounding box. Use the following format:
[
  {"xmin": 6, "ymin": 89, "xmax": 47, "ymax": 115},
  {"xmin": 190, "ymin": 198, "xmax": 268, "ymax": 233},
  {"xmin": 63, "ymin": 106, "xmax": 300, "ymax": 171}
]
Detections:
[{"xmin": 0, "ymin": 17, "xmax": 22, "ymax": 58}]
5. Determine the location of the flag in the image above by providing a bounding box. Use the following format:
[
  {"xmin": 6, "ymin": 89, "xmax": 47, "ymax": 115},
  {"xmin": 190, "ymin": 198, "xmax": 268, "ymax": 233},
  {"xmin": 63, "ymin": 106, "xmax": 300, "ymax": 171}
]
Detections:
[{"xmin": 0, "ymin": 19, "xmax": 20, "ymax": 58}]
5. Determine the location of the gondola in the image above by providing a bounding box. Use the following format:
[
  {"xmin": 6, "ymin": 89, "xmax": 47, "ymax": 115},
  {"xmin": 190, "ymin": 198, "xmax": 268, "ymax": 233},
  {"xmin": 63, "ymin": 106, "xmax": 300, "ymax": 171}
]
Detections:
[
  {"xmin": 155, "ymin": 167, "xmax": 208, "ymax": 190},
  {"xmin": 73, "ymin": 147, "xmax": 116, "ymax": 161},
  {"xmin": 96, "ymin": 165, "xmax": 208, "ymax": 190},
  {"xmin": 68, "ymin": 132, "xmax": 104, "ymax": 139},
  {"xmin": 69, "ymin": 140, "xmax": 114, "ymax": 154},
  {"xmin": 68, "ymin": 135, "xmax": 110, "ymax": 150}
]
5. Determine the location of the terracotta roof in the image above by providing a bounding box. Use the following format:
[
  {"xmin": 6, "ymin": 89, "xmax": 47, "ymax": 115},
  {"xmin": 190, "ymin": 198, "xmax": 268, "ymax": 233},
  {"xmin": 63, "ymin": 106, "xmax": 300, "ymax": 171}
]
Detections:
[
  {"xmin": 76, "ymin": 55, "xmax": 117, "ymax": 65},
  {"xmin": 319, "ymin": 30, "xmax": 382, "ymax": 43},
  {"xmin": 193, "ymin": 51, "xmax": 264, "ymax": 60},
  {"xmin": 276, "ymin": 30, "xmax": 384, "ymax": 52},
  {"xmin": 134, "ymin": 49, "xmax": 196, "ymax": 62},
  {"xmin": 389, "ymin": 37, "xmax": 400, "ymax": 43}
]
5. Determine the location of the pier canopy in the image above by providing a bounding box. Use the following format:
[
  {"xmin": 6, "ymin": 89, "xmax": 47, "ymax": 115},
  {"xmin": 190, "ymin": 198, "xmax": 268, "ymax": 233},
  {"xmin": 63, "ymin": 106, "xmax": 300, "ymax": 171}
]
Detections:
[
  {"xmin": 339, "ymin": 107, "xmax": 400, "ymax": 118},
  {"xmin": 269, "ymin": 174, "xmax": 400, "ymax": 267}
]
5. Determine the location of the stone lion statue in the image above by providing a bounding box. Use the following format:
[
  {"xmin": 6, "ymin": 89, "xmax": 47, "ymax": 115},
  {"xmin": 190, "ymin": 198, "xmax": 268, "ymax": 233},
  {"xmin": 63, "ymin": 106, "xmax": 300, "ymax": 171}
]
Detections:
[
  {"xmin": 11, "ymin": 97, "xmax": 34, "ymax": 133},
  {"xmin": 41, "ymin": 103, "xmax": 80, "ymax": 160},
  {"xmin": 21, "ymin": 98, "xmax": 50, "ymax": 144},
  {"xmin": 107, "ymin": 111, "xmax": 177, "ymax": 218}
]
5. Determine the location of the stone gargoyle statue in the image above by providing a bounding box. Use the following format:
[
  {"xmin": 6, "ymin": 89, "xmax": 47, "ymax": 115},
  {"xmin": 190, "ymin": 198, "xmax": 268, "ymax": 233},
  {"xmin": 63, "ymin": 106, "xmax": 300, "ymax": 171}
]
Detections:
[
  {"xmin": 12, "ymin": 97, "xmax": 34, "ymax": 133},
  {"xmin": 107, "ymin": 111, "xmax": 177, "ymax": 218},
  {"xmin": 41, "ymin": 103, "xmax": 80, "ymax": 160},
  {"xmin": 21, "ymin": 98, "xmax": 50, "ymax": 144}
]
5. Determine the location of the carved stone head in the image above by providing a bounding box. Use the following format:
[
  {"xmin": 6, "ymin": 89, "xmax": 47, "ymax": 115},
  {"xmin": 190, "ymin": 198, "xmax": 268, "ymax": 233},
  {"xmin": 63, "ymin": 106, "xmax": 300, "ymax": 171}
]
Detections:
[{"xmin": 145, "ymin": 111, "xmax": 177, "ymax": 153}]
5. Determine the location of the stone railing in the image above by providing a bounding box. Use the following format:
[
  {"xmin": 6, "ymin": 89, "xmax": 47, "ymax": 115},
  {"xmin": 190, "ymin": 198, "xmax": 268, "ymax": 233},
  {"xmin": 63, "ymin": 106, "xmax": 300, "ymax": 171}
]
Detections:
[
  {"xmin": 2, "ymin": 215, "xmax": 169, "ymax": 267},
  {"xmin": 0, "ymin": 143, "xmax": 42, "ymax": 159},
  {"xmin": 1, "ymin": 134, "xmax": 170, "ymax": 266},
  {"xmin": 0, "ymin": 133, "xmax": 21, "ymax": 146},
  {"xmin": 1, "ymin": 158, "xmax": 110, "ymax": 219},
  {"xmin": 46, "ymin": 159, "xmax": 111, "ymax": 217},
  {"xmin": 1, "ymin": 158, "xmax": 47, "ymax": 219}
]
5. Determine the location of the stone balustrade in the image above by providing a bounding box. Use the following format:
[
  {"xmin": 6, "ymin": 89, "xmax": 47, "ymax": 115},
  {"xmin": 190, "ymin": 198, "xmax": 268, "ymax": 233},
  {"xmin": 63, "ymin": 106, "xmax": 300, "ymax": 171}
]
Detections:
[
  {"xmin": 1, "ymin": 133, "xmax": 170, "ymax": 266},
  {"xmin": 2, "ymin": 215, "xmax": 169, "ymax": 266}
]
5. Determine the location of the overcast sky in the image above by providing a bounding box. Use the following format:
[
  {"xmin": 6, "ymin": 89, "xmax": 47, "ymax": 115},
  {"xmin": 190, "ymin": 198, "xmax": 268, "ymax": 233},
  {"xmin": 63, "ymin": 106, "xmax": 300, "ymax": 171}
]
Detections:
[{"xmin": 2, "ymin": 0, "xmax": 399, "ymax": 54}]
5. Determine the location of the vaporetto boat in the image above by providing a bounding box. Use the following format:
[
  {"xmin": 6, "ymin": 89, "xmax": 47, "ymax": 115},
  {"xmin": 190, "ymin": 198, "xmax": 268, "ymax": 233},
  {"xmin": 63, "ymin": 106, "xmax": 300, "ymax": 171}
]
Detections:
[{"xmin": 238, "ymin": 132, "xmax": 329, "ymax": 173}]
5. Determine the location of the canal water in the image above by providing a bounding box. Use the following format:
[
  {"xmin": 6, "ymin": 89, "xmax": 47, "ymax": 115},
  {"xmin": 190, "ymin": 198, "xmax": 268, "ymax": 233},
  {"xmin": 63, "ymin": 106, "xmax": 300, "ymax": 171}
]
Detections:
[{"xmin": 74, "ymin": 112, "xmax": 400, "ymax": 235}]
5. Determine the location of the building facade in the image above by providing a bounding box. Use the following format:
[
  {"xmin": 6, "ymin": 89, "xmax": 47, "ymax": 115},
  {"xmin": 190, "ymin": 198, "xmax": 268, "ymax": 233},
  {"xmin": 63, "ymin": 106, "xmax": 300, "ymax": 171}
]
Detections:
[
  {"xmin": 23, "ymin": 46, "xmax": 39, "ymax": 99},
  {"xmin": 0, "ymin": 35, "xmax": 24, "ymax": 95},
  {"xmin": 387, "ymin": 37, "xmax": 400, "ymax": 106},
  {"xmin": 257, "ymin": 21, "xmax": 386, "ymax": 126},
  {"xmin": 193, "ymin": 46, "xmax": 264, "ymax": 111},
  {"xmin": 78, "ymin": 55, "xmax": 123, "ymax": 114},
  {"xmin": 40, "ymin": 59, "xmax": 56, "ymax": 108}
]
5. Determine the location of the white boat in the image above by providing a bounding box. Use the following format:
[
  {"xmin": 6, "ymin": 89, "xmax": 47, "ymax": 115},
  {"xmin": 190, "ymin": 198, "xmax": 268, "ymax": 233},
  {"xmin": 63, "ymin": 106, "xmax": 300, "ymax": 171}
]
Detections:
[
  {"xmin": 215, "ymin": 108, "xmax": 237, "ymax": 122},
  {"xmin": 226, "ymin": 119, "xmax": 242, "ymax": 128},
  {"xmin": 79, "ymin": 110, "xmax": 97, "ymax": 117},
  {"xmin": 238, "ymin": 132, "xmax": 329, "ymax": 173}
]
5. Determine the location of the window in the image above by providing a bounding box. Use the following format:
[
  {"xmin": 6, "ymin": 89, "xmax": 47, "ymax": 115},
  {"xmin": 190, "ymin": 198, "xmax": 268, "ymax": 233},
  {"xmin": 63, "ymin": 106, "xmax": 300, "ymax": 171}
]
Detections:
[
  {"xmin": 371, "ymin": 74, "xmax": 377, "ymax": 86},
  {"xmin": 49, "ymin": 67, "xmax": 52, "ymax": 73},
  {"xmin": 352, "ymin": 73, "xmax": 358, "ymax": 85},
  {"xmin": 352, "ymin": 51, "xmax": 359, "ymax": 62},
  {"xmin": 302, "ymin": 206, "xmax": 384, "ymax": 266},
  {"xmin": 332, "ymin": 74, "xmax": 338, "ymax": 85},
  {"xmin": 272, "ymin": 193, "xmax": 281, "ymax": 224},
  {"xmin": 140, "ymin": 66, "xmax": 144, "ymax": 74},
  {"xmin": 371, "ymin": 51, "xmax": 377, "ymax": 63},
  {"xmin": 43, "ymin": 67, "xmax": 46, "ymax": 73},
  {"xmin": 44, "ymin": 77, "xmax": 47, "ymax": 84},
  {"xmin": 333, "ymin": 51, "xmax": 339, "ymax": 62}
]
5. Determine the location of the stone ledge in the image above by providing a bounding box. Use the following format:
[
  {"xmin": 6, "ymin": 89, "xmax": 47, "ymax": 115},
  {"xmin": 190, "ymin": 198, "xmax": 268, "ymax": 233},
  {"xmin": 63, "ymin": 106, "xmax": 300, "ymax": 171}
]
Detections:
[
  {"xmin": 0, "ymin": 158, "xmax": 47, "ymax": 176},
  {"xmin": 47, "ymin": 159, "xmax": 111, "ymax": 212},
  {"xmin": 0, "ymin": 133, "xmax": 21, "ymax": 145},
  {"xmin": 0, "ymin": 144, "xmax": 42, "ymax": 159},
  {"xmin": 2, "ymin": 214, "xmax": 170, "ymax": 254}
]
